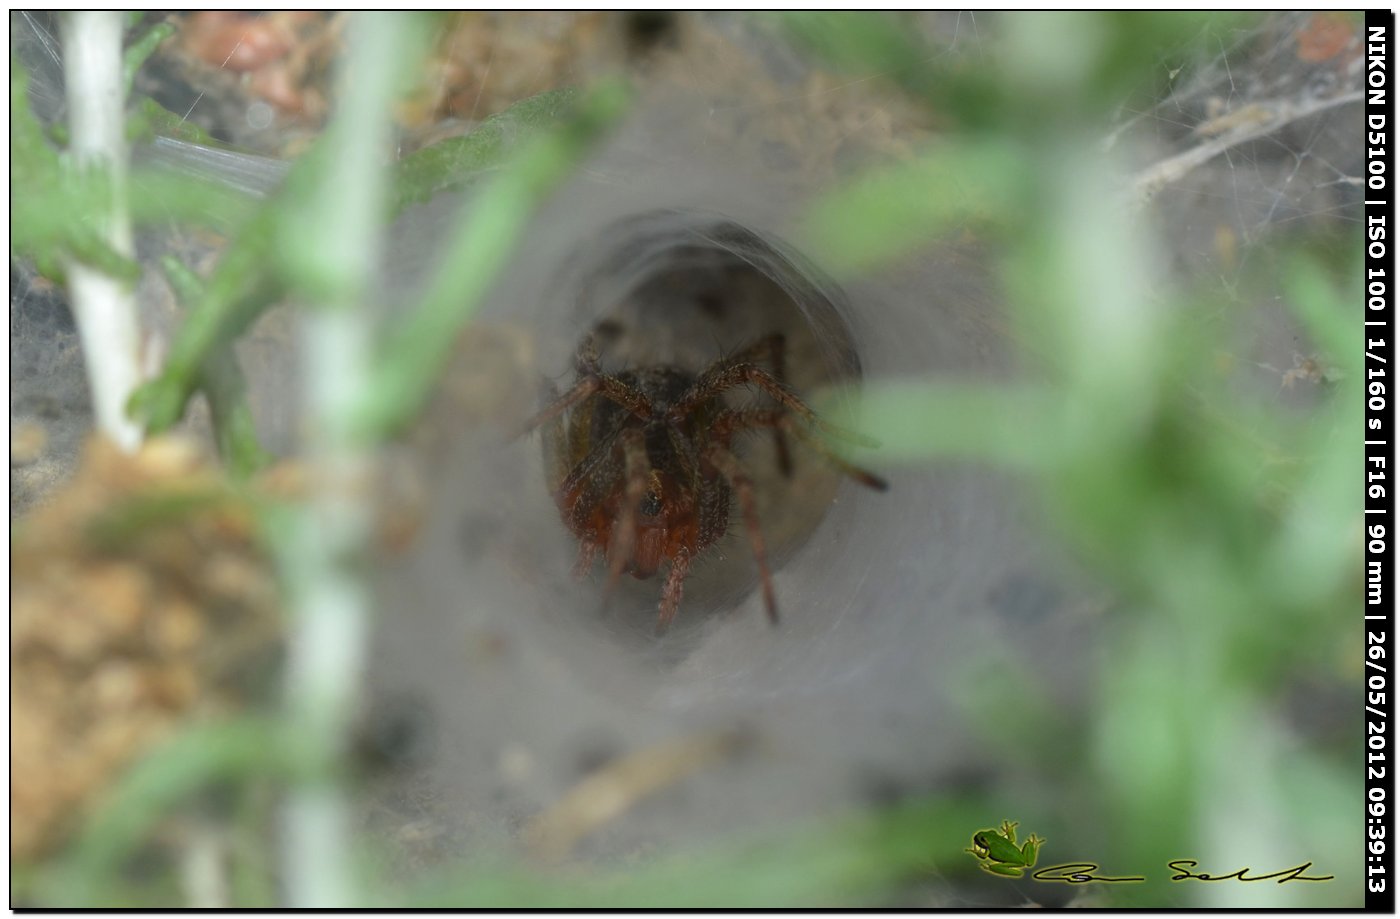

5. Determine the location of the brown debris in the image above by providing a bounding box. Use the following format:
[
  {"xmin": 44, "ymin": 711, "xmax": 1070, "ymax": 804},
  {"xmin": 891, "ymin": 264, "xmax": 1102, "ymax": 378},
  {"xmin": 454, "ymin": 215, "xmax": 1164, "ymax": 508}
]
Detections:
[
  {"xmin": 170, "ymin": 11, "xmax": 341, "ymax": 133},
  {"xmin": 179, "ymin": 12, "xmax": 294, "ymax": 74},
  {"xmin": 398, "ymin": 13, "xmax": 611, "ymax": 134},
  {"xmin": 11, "ymin": 436, "xmax": 282, "ymax": 862},
  {"xmin": 1295, "ymin": 13, "xmax": 1360, "ymax": 65},
  {"xmin": 522, "ymin": 729, "xmax": 750, "ymax": 861},
  {"xmin": 10, "ymin": 420, "xmax": 48, "ymax": 468}
]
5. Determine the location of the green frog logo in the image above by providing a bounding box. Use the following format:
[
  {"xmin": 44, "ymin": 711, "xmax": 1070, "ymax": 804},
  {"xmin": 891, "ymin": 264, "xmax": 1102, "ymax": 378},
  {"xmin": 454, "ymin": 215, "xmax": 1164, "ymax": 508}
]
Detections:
[{"xmin": 965, "ymin": 820, "xmax": 1044, "ymax": 878}]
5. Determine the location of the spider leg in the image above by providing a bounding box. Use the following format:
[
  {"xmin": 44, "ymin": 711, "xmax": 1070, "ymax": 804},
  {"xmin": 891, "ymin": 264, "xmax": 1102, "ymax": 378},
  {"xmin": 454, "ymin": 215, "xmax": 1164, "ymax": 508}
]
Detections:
[
  {"xmin": 719, "ymin": 334, "xmax": 794, "ymax": 476},
  {"xmin": 573, "ymin": 333, "xmax": 602, "ymax": 374},
  {"xmin": 603, "ymin": 427, "xmax": 652, "ymax": 600},
  {"xmin": 666, "ymin": 424, "xmax": 702, "ymax": 488},
  {"xmin": 763, "ymin": 337, "xmax": 795, "ymax": 477},
  {"xmin": 575, "ymin": 334, "xmax": 656, "ymax": 419},
  {"xmin": 711, "ymin": 408, "xmax": 779, "ymax": 442},
  {"xmin": 671, "ymin": 363, "xmax": 876, "ymax": 449},
  {"xmin": 518, "ymin": 338, "xmax": 654, "ymax": 439},
  {"xmin": 569, "ymin": 459, "xmax": 615, "ymax": 533},
  {"xmin": 553, "ymin": 414, "xmax": 627, "ymax": 504},
  {"xmin": 538, "ymin": 379, "xmax": 573, "ymax": 487},
  {"xmin": 518, "ymin": 375, "xmax": 600, "ymax": 437},
  {"xmin": 703, "ymin": 442, "xmax": 778, "ymax": 624},
  {"xmin": 656, "ymin": 547, "xmax": 692, "ymax": 634},
  {"xmin": 670, "ymin": 362, "xmax": 806, "ymax": 426},
  {"xmin": 712, "ymin": 409, "xmax": 889, "ymax": 492},
  {"xmin": 572, "ymin": 540, "xmax": 600, "ymax": 579},
  {"xmin": 595, "ymin": 376, "xmax": 655, "ymax": 420},
  {"xmin": 779, "ymin": 414, "xmax": 889, "ymax": 491},
  {"xmin": 520, "ymin": 373, "xmax": 656, "ymax": 437}
]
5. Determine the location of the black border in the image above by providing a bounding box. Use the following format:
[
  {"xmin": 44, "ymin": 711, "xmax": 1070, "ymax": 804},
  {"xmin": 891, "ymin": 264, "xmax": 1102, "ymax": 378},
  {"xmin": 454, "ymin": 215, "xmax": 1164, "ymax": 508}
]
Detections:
[{"xmin": 1364, "ymin": 8, "xmax": 1395, "ymax": 913}]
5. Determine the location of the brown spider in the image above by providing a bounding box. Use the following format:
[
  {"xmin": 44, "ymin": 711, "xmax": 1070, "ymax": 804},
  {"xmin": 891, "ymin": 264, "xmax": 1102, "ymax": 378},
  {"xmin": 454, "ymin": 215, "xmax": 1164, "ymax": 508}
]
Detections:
[{"xmin": 520, "ymin": 331, "xmax": 888, "ymax": 632}]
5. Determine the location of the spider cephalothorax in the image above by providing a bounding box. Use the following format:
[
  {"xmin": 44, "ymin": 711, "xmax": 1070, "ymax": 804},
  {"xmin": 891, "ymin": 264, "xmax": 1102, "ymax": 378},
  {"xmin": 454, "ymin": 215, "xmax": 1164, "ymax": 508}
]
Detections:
[{"xmin": 521, "ymin": 332, "xmax": 887, "ymax": 632}]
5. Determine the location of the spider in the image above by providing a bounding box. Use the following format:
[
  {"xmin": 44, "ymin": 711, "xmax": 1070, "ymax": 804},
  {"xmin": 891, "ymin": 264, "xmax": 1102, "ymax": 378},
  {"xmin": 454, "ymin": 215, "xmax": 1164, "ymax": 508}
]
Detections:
[{"xmin": 520, "ymin": 331, "xmax": 888, "ymax": 632}]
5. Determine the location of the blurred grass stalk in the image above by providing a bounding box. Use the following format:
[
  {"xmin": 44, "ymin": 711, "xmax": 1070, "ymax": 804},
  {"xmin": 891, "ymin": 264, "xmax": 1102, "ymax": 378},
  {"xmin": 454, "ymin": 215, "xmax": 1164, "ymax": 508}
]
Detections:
[
  {"xmin": 277, "ymin": 12, "xmax": 415, "ymax": 907},
  {"xmin": 798, "ymin": 11, "xmax": 1356, "ymax": 905},
  {"xmin": 60, "ymin": 11, "xmax": 143, "ymax": 451},
  {"xmin": 25, "ymin": 15, "xmax": 628, "ymax": 904}
]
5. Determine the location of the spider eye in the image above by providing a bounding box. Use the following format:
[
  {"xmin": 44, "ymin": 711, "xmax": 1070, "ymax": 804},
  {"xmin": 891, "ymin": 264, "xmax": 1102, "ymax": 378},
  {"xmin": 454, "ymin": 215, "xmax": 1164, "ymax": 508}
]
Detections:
[{"xmin": 640, "ymin": 491, "xmax": 662, "ymax": 517}]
